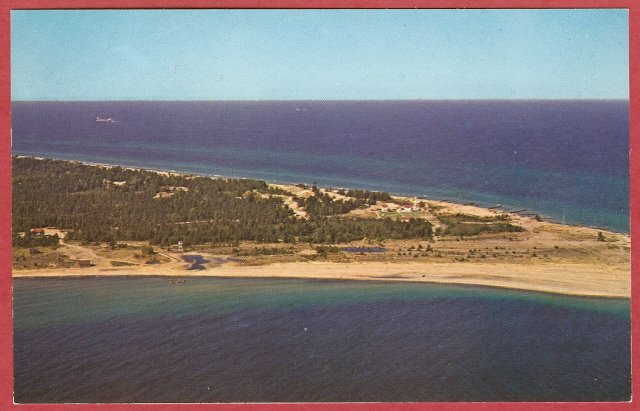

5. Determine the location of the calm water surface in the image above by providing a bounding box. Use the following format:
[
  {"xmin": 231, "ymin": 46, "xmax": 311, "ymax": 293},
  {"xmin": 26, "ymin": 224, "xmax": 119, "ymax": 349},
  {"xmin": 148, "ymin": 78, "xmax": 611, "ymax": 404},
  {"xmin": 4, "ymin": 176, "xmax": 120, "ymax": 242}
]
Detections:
[
  {"xmin": 13, "ymin": 277, "xmax": 630, "ymax": 403},
  {"xmin": 11, "ymin": 100, "xmax": 629, "ymax": 231}
]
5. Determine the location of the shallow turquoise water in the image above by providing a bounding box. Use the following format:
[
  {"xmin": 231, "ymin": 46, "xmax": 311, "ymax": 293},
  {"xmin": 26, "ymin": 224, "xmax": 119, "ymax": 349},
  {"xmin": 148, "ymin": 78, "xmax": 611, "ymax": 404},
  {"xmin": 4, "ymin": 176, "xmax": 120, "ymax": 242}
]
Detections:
[{"xmin": 13, "ymin": 277, "xmax": 630, "ymax": 402}]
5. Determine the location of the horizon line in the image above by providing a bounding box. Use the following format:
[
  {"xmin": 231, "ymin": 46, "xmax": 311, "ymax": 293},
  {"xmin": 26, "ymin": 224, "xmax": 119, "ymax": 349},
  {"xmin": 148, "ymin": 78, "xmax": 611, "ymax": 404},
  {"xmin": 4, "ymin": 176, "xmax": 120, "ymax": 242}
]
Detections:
[{"xmin": 11, "ymin": 98, "xmax": 631, "ymax": 103}]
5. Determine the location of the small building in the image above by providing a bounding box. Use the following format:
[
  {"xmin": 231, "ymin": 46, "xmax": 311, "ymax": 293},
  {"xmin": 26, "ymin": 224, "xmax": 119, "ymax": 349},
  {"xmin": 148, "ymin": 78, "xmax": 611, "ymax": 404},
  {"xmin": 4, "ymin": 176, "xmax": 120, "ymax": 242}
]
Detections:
[
  {"xmin": 77, "ymin": 259, "xmax": 91, "ymax": 267},
  {"xmin": 30, "ymin": 228, "xmax": 45, "ymax": 237}
]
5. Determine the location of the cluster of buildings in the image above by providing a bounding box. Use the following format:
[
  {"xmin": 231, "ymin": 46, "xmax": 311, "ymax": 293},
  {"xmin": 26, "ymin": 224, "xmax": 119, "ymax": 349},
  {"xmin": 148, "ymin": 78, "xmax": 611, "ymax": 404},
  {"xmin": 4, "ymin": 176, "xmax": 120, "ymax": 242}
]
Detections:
[{"xmin": 375, "ymin": 200, "xmax": 424, "ymax": 214}]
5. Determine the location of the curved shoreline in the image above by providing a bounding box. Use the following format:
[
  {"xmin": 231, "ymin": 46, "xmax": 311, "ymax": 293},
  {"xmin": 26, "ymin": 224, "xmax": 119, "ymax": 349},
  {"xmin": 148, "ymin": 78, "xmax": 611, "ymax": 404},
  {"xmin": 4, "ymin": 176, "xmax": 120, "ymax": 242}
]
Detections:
[
  {"xmin": 13, "ymin": 261, "xmax": 630, "ymax": 299},
  {"xmin": 14, "ymin": 154, "xmax": 629, "ymax": 235},
  {"xmin": 13, "ymin": 156, "xmax": 631, "ymax": 300}
]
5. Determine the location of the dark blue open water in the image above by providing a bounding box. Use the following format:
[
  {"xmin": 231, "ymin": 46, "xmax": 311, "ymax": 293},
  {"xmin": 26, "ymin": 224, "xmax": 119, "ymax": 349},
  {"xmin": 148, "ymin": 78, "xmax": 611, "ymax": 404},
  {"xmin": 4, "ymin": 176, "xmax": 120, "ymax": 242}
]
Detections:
[
  {"xmin": 13, "ymin": 277, "xmax": 630, "ymax": 403},
  {"xmin": 11, "ymin": 100, "xmax": 629, "ymax": 232}
]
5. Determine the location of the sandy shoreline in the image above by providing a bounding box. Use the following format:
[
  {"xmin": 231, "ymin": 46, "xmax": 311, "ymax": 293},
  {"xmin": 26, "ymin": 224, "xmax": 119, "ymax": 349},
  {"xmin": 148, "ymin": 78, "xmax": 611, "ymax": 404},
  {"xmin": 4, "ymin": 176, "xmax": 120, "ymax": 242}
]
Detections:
[
  {"xmin": 13, "ymin": 261, "xmax": 630, "ymax": 299},
  {"xmin": 13, "ymin": 156, "xmax": 631, "ymax": 300},
  {"xmin": 16, "ymin": 155, "xmax": 630, "ymax": 233}
]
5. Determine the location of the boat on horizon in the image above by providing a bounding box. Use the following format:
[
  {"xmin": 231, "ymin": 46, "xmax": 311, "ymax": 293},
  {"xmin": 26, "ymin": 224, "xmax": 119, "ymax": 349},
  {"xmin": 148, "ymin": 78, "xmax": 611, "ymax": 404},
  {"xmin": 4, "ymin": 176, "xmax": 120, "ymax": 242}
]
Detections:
[{"xmin": 95, "ymin": 116, "xmax": 115, "ymax": 123}]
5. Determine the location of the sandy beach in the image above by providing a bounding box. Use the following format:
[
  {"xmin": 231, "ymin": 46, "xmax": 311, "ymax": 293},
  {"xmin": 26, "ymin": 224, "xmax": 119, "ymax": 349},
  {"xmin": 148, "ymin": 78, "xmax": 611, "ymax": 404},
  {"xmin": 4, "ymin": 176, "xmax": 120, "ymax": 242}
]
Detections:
[
  {"xmin": 12, "ymin": 158, "xmax": 631, "ymax": 299},
  {"xmin": 13, "ymin": 259, "xmax": 630, "ymax": 299}
]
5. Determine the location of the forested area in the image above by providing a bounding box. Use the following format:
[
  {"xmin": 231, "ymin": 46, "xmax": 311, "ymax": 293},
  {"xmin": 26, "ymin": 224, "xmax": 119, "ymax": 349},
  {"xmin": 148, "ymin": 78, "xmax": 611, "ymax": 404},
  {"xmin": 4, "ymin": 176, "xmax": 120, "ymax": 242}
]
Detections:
[
  {"xmin": 294, "ymin": 185, "xmax": 394, "ymax": 218},
  {"xmin": 13, "ymin": 233, "xmax": 60, "ymax": 248},
  {"xmin": 13, "ymin": 157, "xmax": 433, "ymax": 246},
  {"xmin": 294, "ymin": 187, "xmax": 364, "ymax": 218}
]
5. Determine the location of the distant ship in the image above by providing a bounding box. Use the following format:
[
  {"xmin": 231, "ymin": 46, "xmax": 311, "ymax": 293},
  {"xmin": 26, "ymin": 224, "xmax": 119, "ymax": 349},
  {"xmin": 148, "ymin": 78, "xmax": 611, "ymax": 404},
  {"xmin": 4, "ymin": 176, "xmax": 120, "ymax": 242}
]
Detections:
[{"xmin": 96, "ymin": 116, "xmax": 115, "ymax": 123}]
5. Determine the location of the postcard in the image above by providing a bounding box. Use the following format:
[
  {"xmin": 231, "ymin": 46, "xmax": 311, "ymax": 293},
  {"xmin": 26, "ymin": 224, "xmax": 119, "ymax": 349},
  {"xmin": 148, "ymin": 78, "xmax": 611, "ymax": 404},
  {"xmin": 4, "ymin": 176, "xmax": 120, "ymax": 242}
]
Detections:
[{"xmin": 4, "ymin": 4, "xmax": 635, "ymax": 409}]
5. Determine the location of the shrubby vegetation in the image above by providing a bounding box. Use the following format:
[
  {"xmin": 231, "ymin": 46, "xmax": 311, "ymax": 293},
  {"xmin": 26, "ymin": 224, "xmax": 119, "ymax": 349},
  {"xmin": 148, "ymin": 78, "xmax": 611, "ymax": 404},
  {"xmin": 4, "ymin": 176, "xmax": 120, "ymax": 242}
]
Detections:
[
  {"xmin": 13, "ymin": 157, "xmax": 433, "ymax": 245},
  {"xmin": 437, "ymin": 213, "xmax": 510, "ymax": 224},
  {"xmin": 338, "ymin": 188, "xmax": 392, "ymax": 204},
  {"xmin": 443, "ymin": 222, "xmax": 525, "ymax": 237},
  {"xmin": 314, "ymin": 245, "xmax": 342, "ymax": 254},
  {"xmin": 294, "ymin": 185, "xmax": 395, "ymax": 218},
  {"xmin": 12, "ymin": 233, "xmax": 59, "ymax": 248},
  {"xmin": 437, "ymin": 213, "xmax": 524, "ymax": 236},
  {"xmin": 234, "ymin": 246, "xmax": 296, "ymax": 256}
]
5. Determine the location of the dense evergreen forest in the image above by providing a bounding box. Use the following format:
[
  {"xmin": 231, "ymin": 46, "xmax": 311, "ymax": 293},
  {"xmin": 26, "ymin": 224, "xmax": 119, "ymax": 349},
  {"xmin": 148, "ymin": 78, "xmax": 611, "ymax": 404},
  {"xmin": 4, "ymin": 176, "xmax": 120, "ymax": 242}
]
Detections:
[{"xmin": 13, "ymin": 157, "xmax": 433, "ymax": 246}]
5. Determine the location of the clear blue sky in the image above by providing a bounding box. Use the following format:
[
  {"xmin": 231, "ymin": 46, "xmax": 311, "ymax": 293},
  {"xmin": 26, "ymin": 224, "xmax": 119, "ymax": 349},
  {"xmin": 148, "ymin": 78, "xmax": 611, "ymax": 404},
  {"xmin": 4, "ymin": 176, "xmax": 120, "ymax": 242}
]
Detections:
[{"xmin": 11, "ymin": 9, "xmax": 628, "ymax": 100}]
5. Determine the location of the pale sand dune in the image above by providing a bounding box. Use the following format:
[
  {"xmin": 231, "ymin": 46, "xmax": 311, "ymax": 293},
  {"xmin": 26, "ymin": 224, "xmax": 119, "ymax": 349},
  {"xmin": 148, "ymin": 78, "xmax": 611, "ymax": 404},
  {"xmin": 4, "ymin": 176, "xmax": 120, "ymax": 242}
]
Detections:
[{"xmin": 13, "ymin": 260, "xmax": 630, "ymax": 299}]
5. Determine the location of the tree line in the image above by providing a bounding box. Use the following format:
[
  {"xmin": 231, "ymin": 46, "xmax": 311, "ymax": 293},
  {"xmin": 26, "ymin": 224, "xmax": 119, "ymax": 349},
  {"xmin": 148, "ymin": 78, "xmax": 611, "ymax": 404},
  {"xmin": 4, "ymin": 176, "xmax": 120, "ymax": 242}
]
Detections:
[{"xmin": 13, "ymin": 157, "xmax": 433, "ymax": 246}]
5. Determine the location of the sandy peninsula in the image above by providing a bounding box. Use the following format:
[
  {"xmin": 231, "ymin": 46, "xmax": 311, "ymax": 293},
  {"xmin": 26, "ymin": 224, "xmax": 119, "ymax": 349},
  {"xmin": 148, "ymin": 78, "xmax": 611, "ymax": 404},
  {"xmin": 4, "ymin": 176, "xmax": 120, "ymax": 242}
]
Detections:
[
  {"xmin": 12, "ymin": 159, "xmax": 631, "ymax": 299},
  {"xmin": 14, "ymin": 259, "xmax": 630, "ymax": 299}
]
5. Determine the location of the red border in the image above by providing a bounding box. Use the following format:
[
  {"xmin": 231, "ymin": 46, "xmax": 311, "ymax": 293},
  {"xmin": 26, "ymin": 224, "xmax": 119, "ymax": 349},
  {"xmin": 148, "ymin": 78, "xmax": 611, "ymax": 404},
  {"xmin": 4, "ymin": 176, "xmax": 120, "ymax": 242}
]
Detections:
[{"xmin": 0, "ymin": 1, "xmax": 636, "ymax": 410}]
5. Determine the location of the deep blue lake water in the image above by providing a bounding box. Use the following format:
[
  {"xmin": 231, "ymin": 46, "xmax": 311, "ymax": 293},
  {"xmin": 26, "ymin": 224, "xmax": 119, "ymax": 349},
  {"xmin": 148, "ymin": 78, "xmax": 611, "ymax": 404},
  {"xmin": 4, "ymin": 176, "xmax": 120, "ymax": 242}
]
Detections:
[
  {"xmin": 13, "ymin": 277, "xmax": 630, "ymax": 403},
  {"xmin": 11, "ymin": 100, "xmax": 631, "ymax": 402},
  {"xmin": 11, "ymin": 100, "xmax": 629, "ymax": 232}
]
